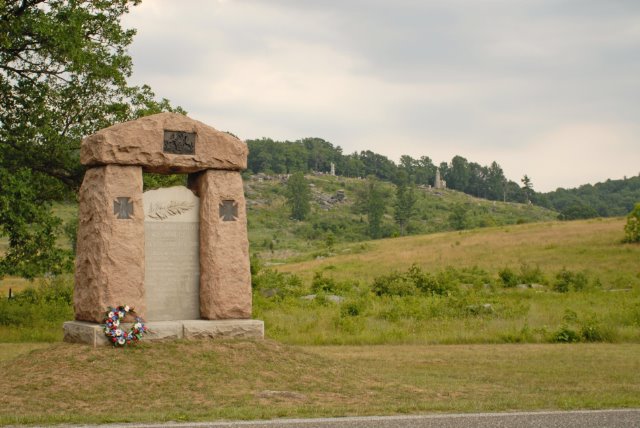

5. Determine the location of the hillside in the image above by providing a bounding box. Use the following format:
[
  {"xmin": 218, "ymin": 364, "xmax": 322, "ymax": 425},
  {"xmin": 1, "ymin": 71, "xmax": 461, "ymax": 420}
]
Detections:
[
  {"xmin": 537, "ymin": 174, "xmax": 640, "ymax": 219},
  {"xmin": 251, "ymin": 217, "xmax": 640, "ymax": 345},
  {"xmin": 246, "ymin": 173, "xmax": 558, "ymax": 263},
  {"xmin": 275, "ymin": 217, "xmax": 636, "ymax": 285}
]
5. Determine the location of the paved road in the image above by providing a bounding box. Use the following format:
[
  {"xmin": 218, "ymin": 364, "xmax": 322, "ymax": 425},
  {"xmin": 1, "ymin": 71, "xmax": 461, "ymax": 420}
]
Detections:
[{"xmin": 48, "ymin": 409, "xmax": 640, "ymax": 428}]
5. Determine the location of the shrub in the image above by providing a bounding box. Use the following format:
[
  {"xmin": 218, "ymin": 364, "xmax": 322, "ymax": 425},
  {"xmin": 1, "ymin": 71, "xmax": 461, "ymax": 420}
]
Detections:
[
  {"xmin": 371, "ymin": 265, "xmax": 454, "ymax": 297},
  {"xmin": 407, "ymin": 264, "xmax": 452, "ymax": 295},
  {"xmin": 252, "ymin": 269, "xmax": 305, "ymax": 298},
  {"xmin": 372, "ymin": 274, "xmax": 418, "ymax": 297},
  {"xmin": 0, "ymin": 275, "xmax": 74, "ymax": 337},
  {"xmin": 552, "ymin": 325, "xmax": 580, "ymax": 343},
  {"xmin": 580, "ymin": 317, "xmax": 616, "ymax": 342},
  {"xmin": 499, "ymin": 267, "xmax": 518, "ymax": 287},
  {"xmin": 623, "ymin": 202, "xmax": 640, "ymax": 243},
  {"xmin": 340, "ymin": 300, "xmax": 363, "ymax": 317},
  {"xmin": 553, "ymin": 268, "xmax": 589, "ymax": 292},
  {"xmin": 311, "ymin": 272, "xmax": 355, "ymax": 295},
  {"xmin": 519, "ymin": 263, "xmax": 545, "ymax": 285}
]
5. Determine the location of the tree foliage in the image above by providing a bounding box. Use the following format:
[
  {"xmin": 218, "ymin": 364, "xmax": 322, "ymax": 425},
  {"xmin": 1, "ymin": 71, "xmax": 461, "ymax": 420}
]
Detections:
[
  {"xmin": 354, "ymin": 176, "xmax": 389, "ymax": 239},
  {"xmin": 538, "ymin": 175, "xmax": 640, "ymax": 218},
  {"xmin": 521, "ymin": 175, "xmax": 533, "ymax": 203},
  {"xmin": 394, "ymin": 172, "xmax": 417, "ymax": 236},
  {"xmin": 285, "ymin": 172, "xmax": 311, "ymax": 221},
  {"xmin": 623, "ymin": 203, "xmax": 640, "ymax": 243},
  {"xmin": 0, "ymin": 0, "xmax": 183, "ymax": 277},
  {"xmin": 246, "ymin": 139, "xmax": 528, "ymax": 203}
]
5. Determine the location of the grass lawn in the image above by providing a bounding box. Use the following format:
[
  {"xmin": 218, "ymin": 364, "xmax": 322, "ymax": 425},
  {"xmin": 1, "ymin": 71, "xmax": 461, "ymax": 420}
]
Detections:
[{"xmin": 0, "ymin": 340, "xmax": 639, "ymax": 425}]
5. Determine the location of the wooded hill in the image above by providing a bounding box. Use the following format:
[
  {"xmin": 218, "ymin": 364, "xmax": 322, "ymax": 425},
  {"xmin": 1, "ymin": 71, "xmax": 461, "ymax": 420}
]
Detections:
[
  {"xmin": 536, "ymin": 175, "xmax": 640, "ymax": 219},
  {"xmin": 244, "ymin": 173, "xmax": 557, "ymax": 264},
  {"xmin": 246, "ymin": 137, "xmax": 640, "ymax": 219}
]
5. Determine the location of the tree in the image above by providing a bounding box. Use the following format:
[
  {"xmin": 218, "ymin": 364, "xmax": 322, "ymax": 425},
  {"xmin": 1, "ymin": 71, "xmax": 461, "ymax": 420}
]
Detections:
[
  {"xmin": 521, "ymin": 175, "xmax": 533, "ymax": 204},
  {"xmin": 623, "ymin": 203, "xmax": 640, "ymax": 243},
  {"xmin": 285, "ymin": 172, "xmax": 311, "ymax": 220},
  {"xmin": 448, "ymin": 204, "xmax": 469, "ymax": 230},
  {"xmin": 394, "ymin": 172, "xmax": 417, "ymax": 236},
  {"xmin": 0, "ymin": 0, "xmax": 183, "ymax": 278},
  {"xmin": 355, "ymin": 176, "xmax": 388, "ymax": 239}
]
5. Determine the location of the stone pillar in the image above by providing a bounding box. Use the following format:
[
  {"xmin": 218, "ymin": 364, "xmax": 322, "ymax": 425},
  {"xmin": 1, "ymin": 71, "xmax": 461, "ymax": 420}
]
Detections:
[
  {"xmin": 74, "ymin": 165, "xmax": 145, "ymax": 322},
  {"xmin": 195, "ymin": 169, "xmax": 251, "ymax": 319}
]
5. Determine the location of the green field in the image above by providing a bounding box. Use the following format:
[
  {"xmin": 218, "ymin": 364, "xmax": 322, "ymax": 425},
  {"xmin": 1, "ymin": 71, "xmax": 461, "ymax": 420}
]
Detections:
[{"xmin": 246, "ymin": 217, "xmax": 640, "ymax": 345}]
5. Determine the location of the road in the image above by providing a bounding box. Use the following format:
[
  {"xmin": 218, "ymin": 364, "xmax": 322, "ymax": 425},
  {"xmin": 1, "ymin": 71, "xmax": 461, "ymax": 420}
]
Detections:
[{"xmin": 46, "ymin": 409, "xmax": 640, "ymax": 428}]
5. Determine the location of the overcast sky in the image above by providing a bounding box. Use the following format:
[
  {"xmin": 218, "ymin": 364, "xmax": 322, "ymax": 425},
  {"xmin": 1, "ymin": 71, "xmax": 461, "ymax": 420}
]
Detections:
[{"xmin": 123, "ymin": 0, "xmax": 640, "ymax": 192}]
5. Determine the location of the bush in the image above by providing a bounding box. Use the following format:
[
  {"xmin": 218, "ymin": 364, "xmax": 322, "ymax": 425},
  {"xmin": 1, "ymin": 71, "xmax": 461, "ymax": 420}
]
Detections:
[
  {"xmin": 372, "ymin": 274, "xmax": 418, "ymax": 297},
  {"xmin": 623, "ymin": 202, "xmax": 640, "ymax": 243},
  {"xmin": 499, "ymin": 267, "xmax": 518, "ymax": 287},
  {"xmin": 371, "ymin": 264, "xmax": 455, "ymax": 297},
  {"xmin": 552, "ymin": 325, "xmax": 580, "ymax": 343},
  {"xmin": 553, "ymin": 268, "xmax": 589, "ymax": 292},
  {"xmin": 519, "ymin": 263, "xmax": 545, "ymax": 285},
  {"xmin": 0, "ymin": 275, "xmax": 74, "ymax": 340},
  {"xmin": 252, "ymin": 269, "xmax": 305, "ymax": 298},
  {"xmin": 340, "ymin": 300, "xmax": 364, "ymax": 317},
  {"xmin": 580, "ymin": 318, "xmax": 615, "ymax": 342},
  {"xmin": 311, "ymin": 272, "xmax": 337, "ymax": 294}
]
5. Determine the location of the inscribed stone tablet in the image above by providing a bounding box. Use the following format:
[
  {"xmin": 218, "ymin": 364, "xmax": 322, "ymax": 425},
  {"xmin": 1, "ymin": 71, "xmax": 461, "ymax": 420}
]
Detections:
[{"xmin": 143, "ymin": 186, "xmax": 200, "ymax": 321}]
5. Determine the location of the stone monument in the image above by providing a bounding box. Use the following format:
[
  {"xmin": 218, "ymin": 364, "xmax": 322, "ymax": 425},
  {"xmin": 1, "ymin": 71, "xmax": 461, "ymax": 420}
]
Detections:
[
  {"xmin": 434, "ymin": 167, "xmax": 447, "ymax": 190},
  {"xmin": 63, "ymin": 112, "xmax": 263, "ymax": 346}
]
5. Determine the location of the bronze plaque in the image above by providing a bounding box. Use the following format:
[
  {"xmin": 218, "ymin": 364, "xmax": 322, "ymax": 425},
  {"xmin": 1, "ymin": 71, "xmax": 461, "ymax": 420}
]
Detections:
[{"xmin": 163, "ymin": 131, "xmax": 196, "ymax": 155}]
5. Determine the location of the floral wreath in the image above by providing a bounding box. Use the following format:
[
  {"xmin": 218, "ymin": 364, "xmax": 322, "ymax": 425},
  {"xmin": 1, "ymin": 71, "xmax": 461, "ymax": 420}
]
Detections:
[{"xmin": 102, "ymin": 305, "xmax": 148, "ymax": 347}]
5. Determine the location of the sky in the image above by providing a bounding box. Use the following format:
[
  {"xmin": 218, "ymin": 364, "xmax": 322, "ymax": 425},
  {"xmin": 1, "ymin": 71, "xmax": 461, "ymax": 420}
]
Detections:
[{"xmin": 122, "ymin": 0, "xmax": 640, "ymax": 192}]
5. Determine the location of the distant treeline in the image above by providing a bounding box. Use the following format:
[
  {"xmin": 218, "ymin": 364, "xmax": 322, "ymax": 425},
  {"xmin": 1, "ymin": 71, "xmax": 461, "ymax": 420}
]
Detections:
[
  {"xmin": 246, "ymin": 137, "xmax": 640, "ymax": 218},
  {"xmin": 246, "ymin": 137, "xmax": 529, "ymax": 203},
  {"xmin": 536, "ymin": 176, "xmax": 640, "ymax": 219}
]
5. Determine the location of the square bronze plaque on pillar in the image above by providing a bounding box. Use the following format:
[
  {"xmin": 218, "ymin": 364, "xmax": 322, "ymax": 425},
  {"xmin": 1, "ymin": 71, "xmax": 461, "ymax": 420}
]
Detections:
[{"xmin": 163, "ymin": 131, "xmax": 196, "ymax": 155}]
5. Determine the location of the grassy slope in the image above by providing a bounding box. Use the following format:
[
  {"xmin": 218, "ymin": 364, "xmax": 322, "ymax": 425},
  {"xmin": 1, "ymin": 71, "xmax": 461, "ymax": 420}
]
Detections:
[
  {"xmin": 246, "ymin": 174, "xmax": 558, "ymax": 263},
  {"xmin": 0, "ymin": 340, "xmax": 639, "ymax": 425},
  {"xmin": 254, "ymin": 218, "xmax": 640, "ymax": 345},
  {"xmin": 277, "ymin": 218, "xmax": 638, "ymax": 286}
]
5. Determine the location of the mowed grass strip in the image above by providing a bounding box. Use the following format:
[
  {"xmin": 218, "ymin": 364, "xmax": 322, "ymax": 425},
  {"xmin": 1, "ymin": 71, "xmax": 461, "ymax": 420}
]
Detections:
[
  {"xmin": 1, "ymin": 340, "xmax": 639, "ymax": 425},
  {"xmin": 278, "ymin": 218, "xmax": 638, "ymax": 286}
]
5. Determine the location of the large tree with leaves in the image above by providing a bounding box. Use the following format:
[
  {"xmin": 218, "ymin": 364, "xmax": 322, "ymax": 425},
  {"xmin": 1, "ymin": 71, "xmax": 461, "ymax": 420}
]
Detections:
[
  {"xmin": 394, "ymin": 171, "xmax": 417, "ymax": 236},
  {"xmin": 355, "ymin": 175, "xmax": 389, "ymax": 239},
  {"xmin": 0, "ymin": 0, "xmax": 183, "ymax": 278},
  {"xmin": 285, "ymin": 172, "xmax": 311, "ymax": 221}
]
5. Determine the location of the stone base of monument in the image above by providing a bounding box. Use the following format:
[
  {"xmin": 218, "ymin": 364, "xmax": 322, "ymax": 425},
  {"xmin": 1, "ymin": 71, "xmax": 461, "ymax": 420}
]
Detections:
[{"xmin": 63, "ymin": 319, "xmax": 264, "ymax": 347}]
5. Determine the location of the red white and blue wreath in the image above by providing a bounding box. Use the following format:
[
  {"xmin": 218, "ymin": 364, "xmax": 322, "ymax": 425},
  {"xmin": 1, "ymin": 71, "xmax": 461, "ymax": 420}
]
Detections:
[{"xmin": 103, "ymin": 305, "xmax": 148, "ymax": 347}]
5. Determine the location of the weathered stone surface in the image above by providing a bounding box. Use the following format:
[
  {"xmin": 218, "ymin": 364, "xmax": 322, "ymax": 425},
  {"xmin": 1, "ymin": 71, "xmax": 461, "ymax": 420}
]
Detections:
[
  {"xmin": 74, "ymin": 165, "xmax": 145, "ymax": 322},
  {"xmin": 183, "ymin": 320, "xmax": 263, "ymax": 339},
  {"xmin": 63, "ymin": 319, "xmax": 263, "ymax": 346},
  {"xmin": 193, "ymin": 170, "xmax": 252, "ymax": 319},
  {"xmin": 144, "ymin": 321, "xmax": 184, "ymax": 341},
  {"xmin": 81, "ymin": 112, "xmax": 247, "ymax": 173},
  {"xmin": 144, "ymin": 186, "xmax": 200, "ymax": 321},
  {"xmin": 63, "ymin": 321, "xmax": 110, "ymax": 346}
]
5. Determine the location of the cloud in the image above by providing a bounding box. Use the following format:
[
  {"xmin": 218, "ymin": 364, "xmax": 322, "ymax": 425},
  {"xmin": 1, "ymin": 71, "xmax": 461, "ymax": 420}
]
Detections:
[{"xmin": 122, "ymin": 0, "xmax": 640, "ymax": 191}]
